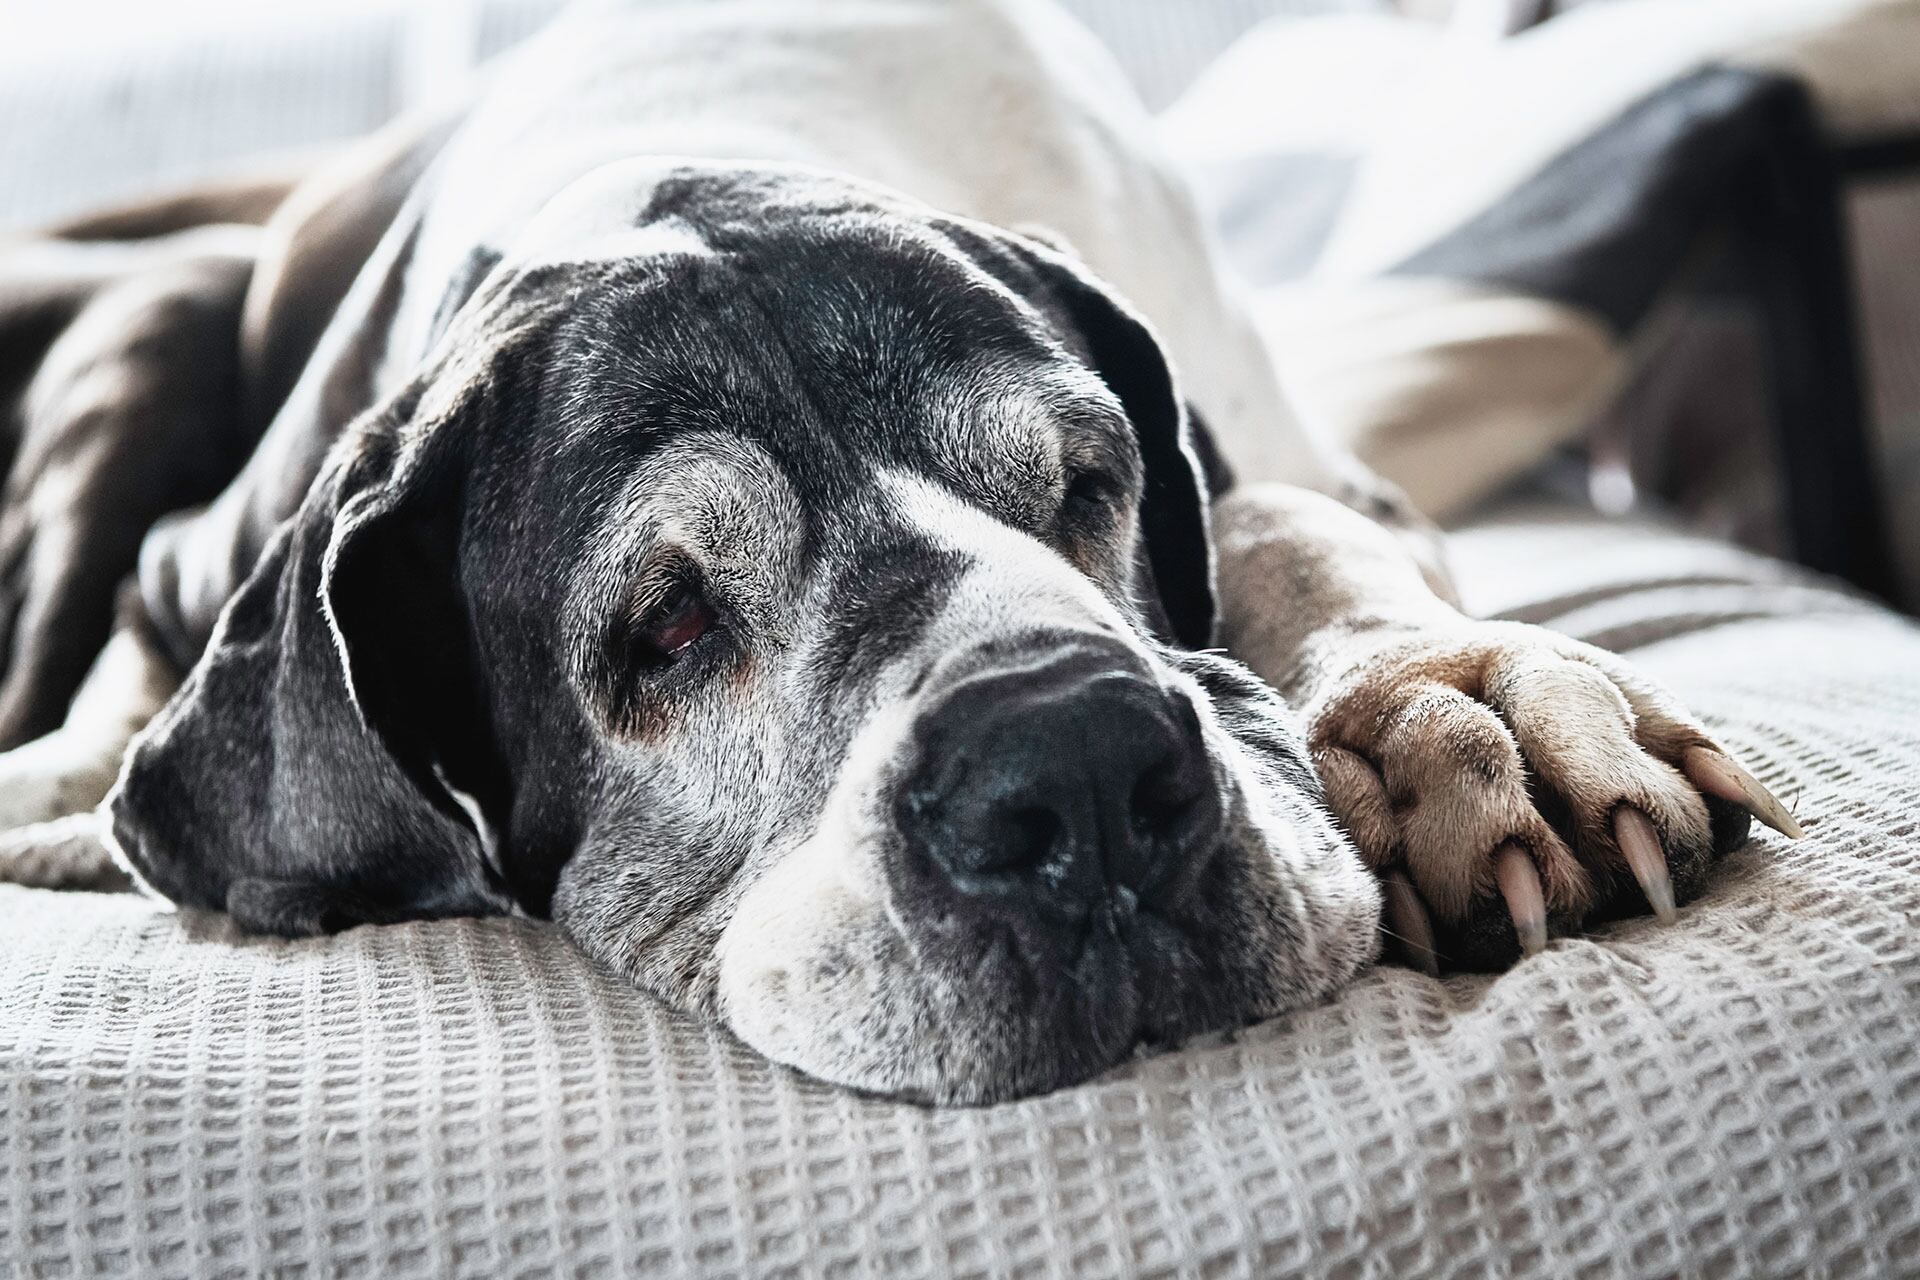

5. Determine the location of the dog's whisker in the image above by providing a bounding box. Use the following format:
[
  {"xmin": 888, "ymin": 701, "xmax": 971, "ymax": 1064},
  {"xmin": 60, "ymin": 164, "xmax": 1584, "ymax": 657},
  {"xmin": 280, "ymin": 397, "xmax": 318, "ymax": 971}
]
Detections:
[{"xmin": 1379, "ymin": 870, "xmax": 1439, "ymax": 975}]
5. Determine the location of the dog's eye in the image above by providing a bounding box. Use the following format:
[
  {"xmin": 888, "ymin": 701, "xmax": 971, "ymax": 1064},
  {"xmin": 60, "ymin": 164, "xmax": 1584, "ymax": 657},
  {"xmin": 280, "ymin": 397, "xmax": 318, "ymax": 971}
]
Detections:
[
  {"xmin": 634, "ymin": 582, "xmax": 715, "ymax": 666},
  {"xmin": 1061, "ymin": 467, "xmax": 1115, "ymax": 519}
]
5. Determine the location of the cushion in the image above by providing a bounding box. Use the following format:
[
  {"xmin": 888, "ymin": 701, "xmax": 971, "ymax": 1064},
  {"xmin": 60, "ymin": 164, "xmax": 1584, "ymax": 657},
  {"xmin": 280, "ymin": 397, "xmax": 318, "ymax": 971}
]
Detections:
[
  {"xmin": 1159, "ymin": 0, "xmax": 1920, "ymax": 604},
  {"xmin": 5, "ymin": 495, "xmax": 1918, "ymax": 1278}
]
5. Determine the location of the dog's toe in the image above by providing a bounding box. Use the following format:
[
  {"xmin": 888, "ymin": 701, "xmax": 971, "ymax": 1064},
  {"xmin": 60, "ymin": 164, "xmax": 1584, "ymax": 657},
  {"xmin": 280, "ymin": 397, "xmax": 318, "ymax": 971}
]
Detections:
[{"xmin": 1308, "ymin": 622, "xmax": 1796, "ymax": 973}]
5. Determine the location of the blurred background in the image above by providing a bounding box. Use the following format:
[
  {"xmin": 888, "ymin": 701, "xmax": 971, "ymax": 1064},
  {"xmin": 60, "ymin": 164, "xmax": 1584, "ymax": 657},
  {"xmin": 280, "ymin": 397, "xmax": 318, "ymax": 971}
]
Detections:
[
  {"xmin": 0, "ymin": 0, "xmax": 1340, "ymax": 220},
  {"xmin": 4, "ymin": 0, "xmax": 1916, "ymax": 607}
]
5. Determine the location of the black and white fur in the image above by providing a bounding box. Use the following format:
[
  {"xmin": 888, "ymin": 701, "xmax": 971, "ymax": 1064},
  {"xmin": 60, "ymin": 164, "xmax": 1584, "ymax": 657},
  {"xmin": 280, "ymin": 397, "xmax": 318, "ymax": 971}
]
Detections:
[{"xmin": 0, "ymin": 0, "xmax": 1777, "ymax": 1104}]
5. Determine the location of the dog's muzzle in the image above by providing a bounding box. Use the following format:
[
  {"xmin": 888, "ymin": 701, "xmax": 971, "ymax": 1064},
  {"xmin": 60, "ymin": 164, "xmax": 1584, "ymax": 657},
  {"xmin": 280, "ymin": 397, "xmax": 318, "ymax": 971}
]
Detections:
[{"xmin": 894, "ymin": 641, "xmax": 1222, "ymax": 932}]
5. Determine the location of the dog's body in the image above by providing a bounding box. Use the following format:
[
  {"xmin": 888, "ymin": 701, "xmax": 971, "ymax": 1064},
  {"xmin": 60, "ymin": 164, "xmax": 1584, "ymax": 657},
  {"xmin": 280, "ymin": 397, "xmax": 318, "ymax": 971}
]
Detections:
[{"xmin": 0, "ymin": 0, "xmax": 1795, "ymax": 1102}]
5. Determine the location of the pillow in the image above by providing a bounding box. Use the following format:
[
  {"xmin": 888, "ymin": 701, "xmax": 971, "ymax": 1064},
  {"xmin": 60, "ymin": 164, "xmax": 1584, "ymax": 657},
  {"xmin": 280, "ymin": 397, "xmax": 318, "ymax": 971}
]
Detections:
[{"xmin": 1160, "ymin": 0, "xmax": 1920, "ymax": 600}]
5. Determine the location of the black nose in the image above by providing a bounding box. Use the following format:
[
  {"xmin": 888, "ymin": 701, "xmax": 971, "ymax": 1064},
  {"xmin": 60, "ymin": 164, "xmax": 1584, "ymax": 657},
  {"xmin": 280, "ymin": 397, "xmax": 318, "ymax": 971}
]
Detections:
[{"xmin": 897, "ymin": 647, "xmax": 1221, "ymax": 924}]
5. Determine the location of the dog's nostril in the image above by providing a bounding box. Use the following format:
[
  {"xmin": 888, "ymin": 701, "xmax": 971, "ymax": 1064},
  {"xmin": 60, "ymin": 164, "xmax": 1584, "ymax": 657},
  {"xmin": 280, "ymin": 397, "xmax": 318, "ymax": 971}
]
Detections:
[
  {"xmin": 1130, "ymin": 756, "xmax": 1204, "ymax": 835},
  {"xmin": 987, "ymin": 805, "xmax": 1061, "ymax": 874}
]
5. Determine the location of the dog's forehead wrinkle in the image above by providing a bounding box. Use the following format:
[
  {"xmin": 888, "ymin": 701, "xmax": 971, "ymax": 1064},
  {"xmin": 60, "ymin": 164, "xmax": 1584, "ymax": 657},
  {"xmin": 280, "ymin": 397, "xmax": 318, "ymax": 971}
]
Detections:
[
  {"xmin": 526, "ymin": 213, "xmax": 1127, "ymax": 537},
  {"xmin": 932, "ymin": 356, "xmax": 1134, "ymax": 479},
  {"xmin": 682, "ymin": 210, "xmax": 1059, "ymax": 393},
  {"xmin": 566, "ymin": 431, "xmax": 806, "ymax": 632}
]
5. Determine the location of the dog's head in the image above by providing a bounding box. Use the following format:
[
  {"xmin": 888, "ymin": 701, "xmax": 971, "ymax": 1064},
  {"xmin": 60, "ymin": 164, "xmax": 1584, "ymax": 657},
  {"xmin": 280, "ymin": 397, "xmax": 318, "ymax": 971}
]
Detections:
[{"xmin": 111, "ymin": 164, "xmax": 1377, "ymax": 1103}]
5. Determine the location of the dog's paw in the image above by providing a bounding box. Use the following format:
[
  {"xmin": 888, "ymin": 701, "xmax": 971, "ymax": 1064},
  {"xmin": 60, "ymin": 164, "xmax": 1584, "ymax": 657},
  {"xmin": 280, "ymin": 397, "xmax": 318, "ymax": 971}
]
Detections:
[
  {"xmin": 0, "ymin": 729, "xmax": 121, "ymax": 829},
  {"xmin": 1305, "ymin": 621, "xmax": 1802, "ymax": 971},
  {"xmin": 0, "ymin": 812, "xmax": 130, "ymax": 890}
]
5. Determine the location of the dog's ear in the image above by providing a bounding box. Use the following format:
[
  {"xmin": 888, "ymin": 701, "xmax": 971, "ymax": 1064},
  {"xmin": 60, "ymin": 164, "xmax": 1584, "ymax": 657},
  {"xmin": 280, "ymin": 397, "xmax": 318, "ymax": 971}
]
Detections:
[
  {"xmin": 108, "ymin": 326, "xmax": 530, "ymax": 936},
  {"xmin": 995, "ymin": 232, "xmax": 1217, "ymax": 649}
]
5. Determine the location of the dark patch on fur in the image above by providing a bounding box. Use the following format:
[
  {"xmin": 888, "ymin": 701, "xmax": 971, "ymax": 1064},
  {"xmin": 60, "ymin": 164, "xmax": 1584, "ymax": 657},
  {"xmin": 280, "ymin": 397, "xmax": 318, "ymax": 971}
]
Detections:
[{"xmin": 811, "ymin": 533, "xmax": 968, "ymax": 696}]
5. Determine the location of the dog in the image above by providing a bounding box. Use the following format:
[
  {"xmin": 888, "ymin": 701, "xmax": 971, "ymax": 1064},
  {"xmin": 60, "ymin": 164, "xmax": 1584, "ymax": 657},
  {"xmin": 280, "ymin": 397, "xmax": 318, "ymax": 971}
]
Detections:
[{"xmin": 0, "ymin": 0, "xmax": 1799, "ymax": 1104}]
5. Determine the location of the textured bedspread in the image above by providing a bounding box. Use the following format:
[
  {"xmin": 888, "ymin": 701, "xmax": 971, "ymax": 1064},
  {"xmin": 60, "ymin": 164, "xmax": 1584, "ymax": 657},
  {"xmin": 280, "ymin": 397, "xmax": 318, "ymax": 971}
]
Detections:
[{"xmin": 4, "ymin": 496, "xmax": 1917, "ymax": 1278}]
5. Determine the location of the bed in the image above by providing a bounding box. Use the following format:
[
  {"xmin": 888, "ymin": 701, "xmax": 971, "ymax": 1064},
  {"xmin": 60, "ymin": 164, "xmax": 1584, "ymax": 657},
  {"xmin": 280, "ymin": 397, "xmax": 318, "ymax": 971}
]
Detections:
[
  {"xmin": 7, "ymin": 494, "xmax": 1918, "ymax": 1277},
  {"xmin": 4, "ymin": 2, "xmax": 1919, "ymax": 1276}
]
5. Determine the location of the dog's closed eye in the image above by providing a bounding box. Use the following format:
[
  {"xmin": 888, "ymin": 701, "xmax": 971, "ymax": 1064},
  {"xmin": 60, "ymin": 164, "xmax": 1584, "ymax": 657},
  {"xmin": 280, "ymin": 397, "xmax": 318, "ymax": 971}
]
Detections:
[
  {"xmin": 1049, "ymin": 405, "xmax": 1140, "ymax": 541},
  {"xmin": 1060, "ymin": 466, "xmax": 1119, "ymax": 523}
]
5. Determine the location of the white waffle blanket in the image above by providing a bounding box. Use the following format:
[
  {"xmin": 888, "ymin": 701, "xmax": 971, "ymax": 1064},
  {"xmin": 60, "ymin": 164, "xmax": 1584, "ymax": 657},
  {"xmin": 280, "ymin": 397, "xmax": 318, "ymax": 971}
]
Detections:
[{"xmin": 5, "ymin": 498, "xmax": 1918, "ymax": 1278}]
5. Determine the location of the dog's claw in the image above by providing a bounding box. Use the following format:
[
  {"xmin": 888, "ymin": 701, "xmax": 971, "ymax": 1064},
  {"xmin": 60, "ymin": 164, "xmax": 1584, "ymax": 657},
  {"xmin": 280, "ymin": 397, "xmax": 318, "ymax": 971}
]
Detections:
[
  {"xmin": 1612, "ymin": 806, "xmax": 1676, "ymax": 924},
  {"xmin": 1494, "ymin": 844, "xmax": 1548, "ymax": 957},
  {"xmin": 1683, "ymin": 746, "xmax": 1805, "ymax": 839},
  {"xmin": 1381, "ymin": 870, "xmax": 1439, "ymax": 975}
]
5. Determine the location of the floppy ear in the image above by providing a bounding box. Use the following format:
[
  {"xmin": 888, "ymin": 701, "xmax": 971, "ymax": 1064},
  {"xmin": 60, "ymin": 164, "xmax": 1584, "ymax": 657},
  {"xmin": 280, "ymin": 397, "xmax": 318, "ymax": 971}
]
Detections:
[
  {"xmin": 997, "ymin": 233, "xmax": 1218, "ymax": 649},
  {"xmin": 108, "ymin": 348, "xmax": 521, "ymax": 936}
]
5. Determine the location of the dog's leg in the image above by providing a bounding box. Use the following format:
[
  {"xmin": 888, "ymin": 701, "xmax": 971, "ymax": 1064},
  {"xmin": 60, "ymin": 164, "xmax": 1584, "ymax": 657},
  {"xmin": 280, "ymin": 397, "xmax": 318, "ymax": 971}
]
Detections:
[
  {"xmin": 0, "ymin": 815, "xmax": 130, "ymax": 891},
  {"xmin": 38, "ymin": 167, "xmax": 305, "ymax": 241},
  {"xmin": 0, "ymin": 235, "xmax": 257, "ymax": 748},
  {"xmin": 0, "ymin": 613, "xmax": 178, "ymax": 890},
  {"xmin": 0, "ymin": 188, "xmax": 294, "ymax": 885},
  {"xmin": 0, "ymin": 610, "xmax": 179, "ymax": 828},
  {"xmin": 1213, "ymin": 482, "xmax": 1799, "ymax": 972}
]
